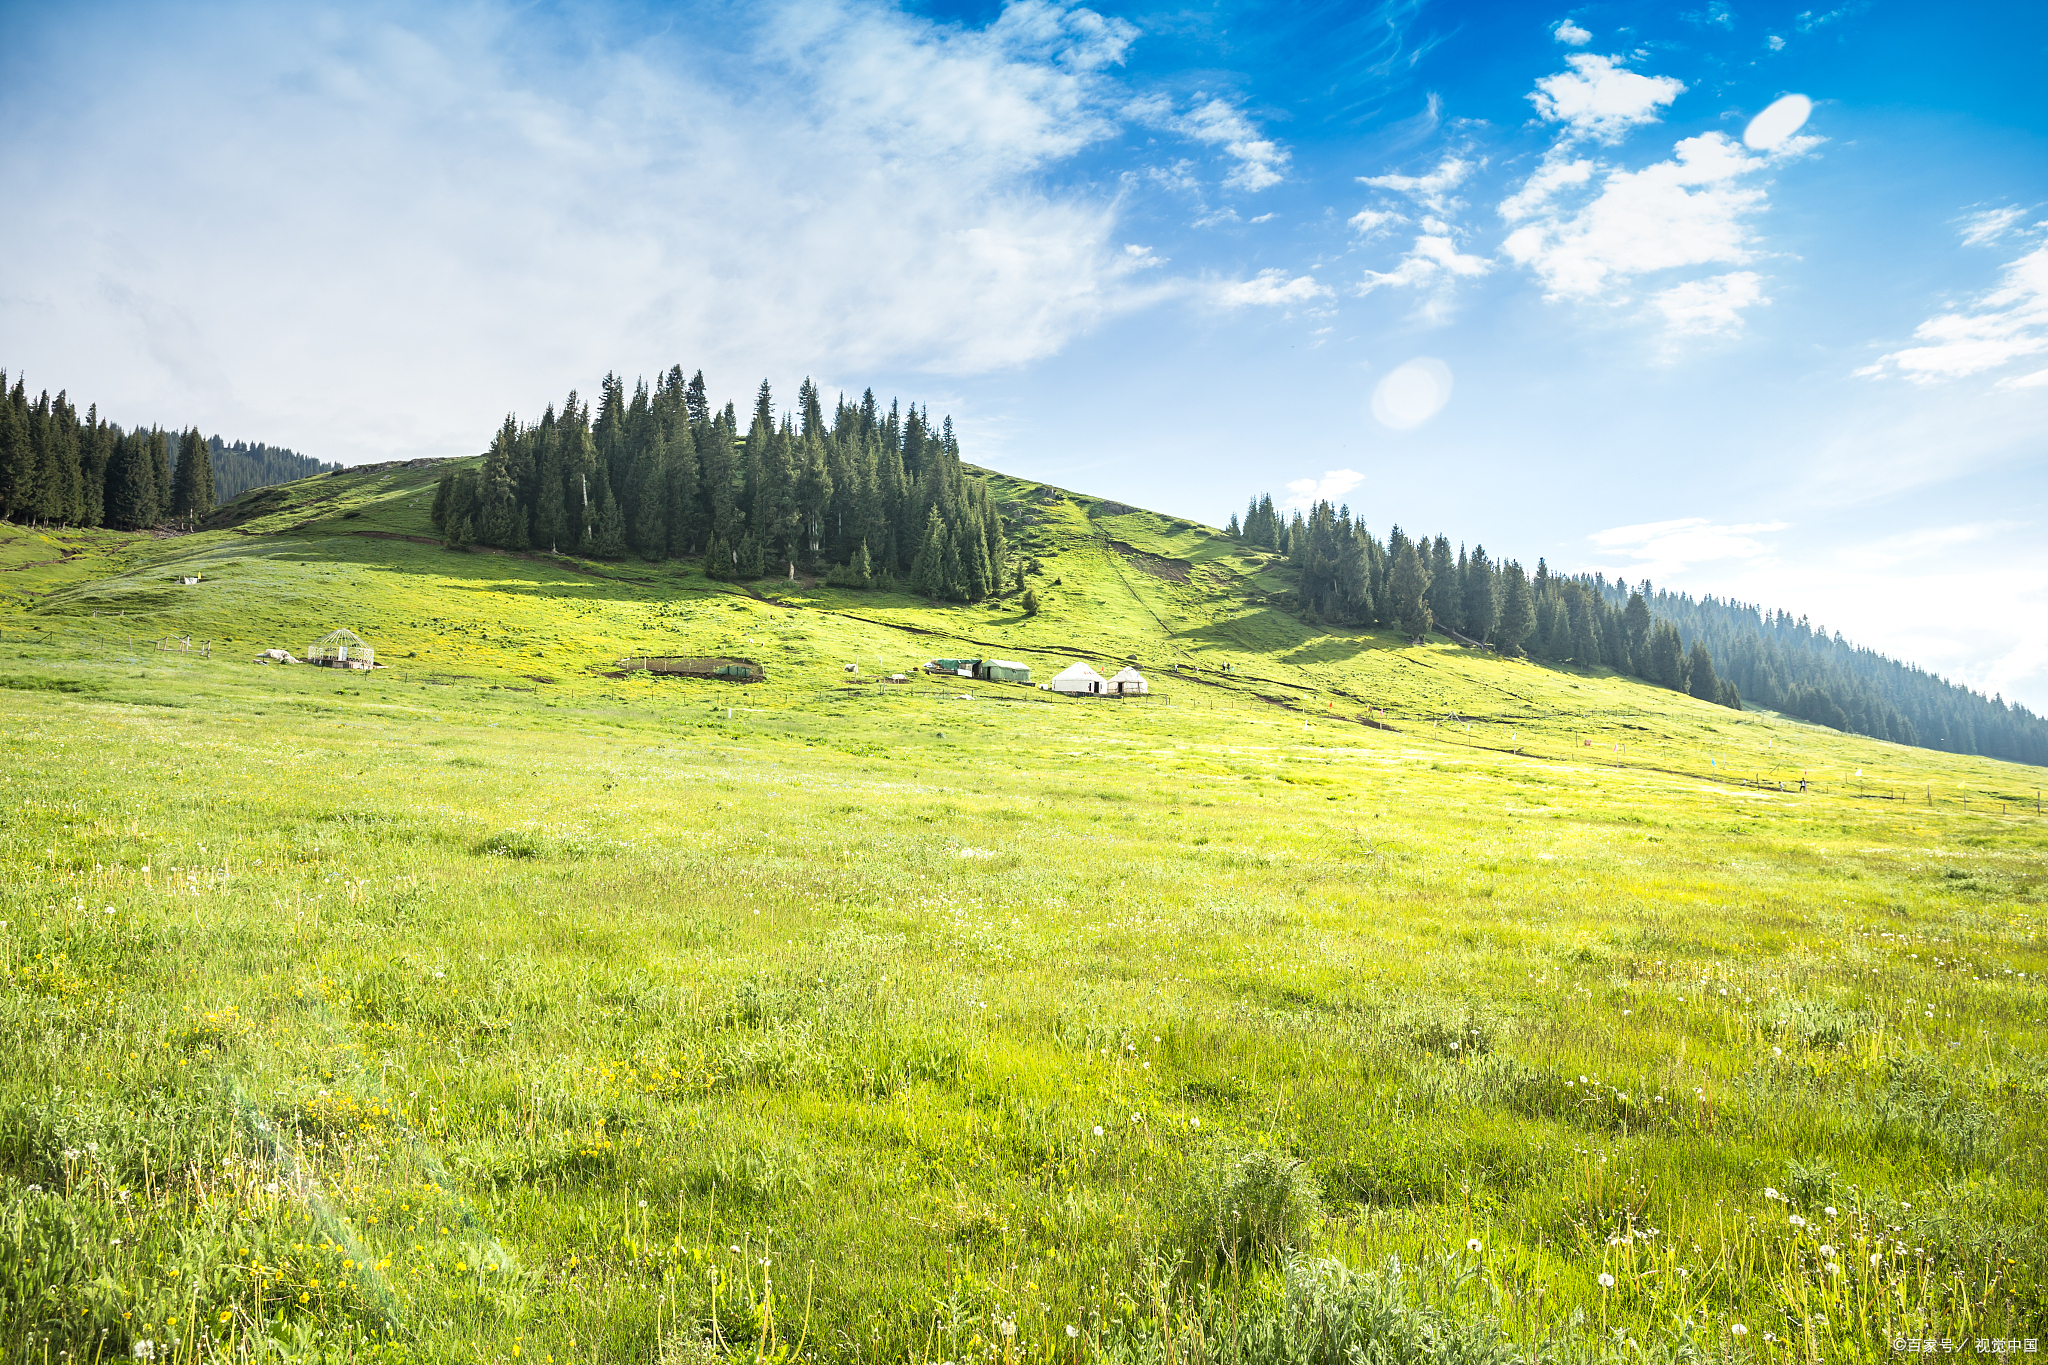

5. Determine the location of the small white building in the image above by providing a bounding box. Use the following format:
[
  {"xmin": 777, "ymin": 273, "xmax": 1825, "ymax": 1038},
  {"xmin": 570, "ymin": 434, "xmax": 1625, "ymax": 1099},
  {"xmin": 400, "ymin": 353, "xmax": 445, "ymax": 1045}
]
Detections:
[
  {"xmin": 1108, "ymin": 665, "xmax": 1149, "ymax": 695},
  {"xmin": 1049, "ymin": 661, "xmax": 1109, "ymax": 695}
]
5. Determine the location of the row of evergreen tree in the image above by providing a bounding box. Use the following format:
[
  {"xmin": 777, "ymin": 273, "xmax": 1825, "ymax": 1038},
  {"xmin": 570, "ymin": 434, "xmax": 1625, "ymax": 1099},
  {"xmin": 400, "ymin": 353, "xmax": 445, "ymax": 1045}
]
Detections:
[
  {"xmin": 0, "ymin": 371, "xmax": 224, "ymax": 529},
  {"xmin": 1235, "ymin": 495, "xmax": 1738, "ymax": 705},
  {"xmin": 206, "ymin": 435, "xmax": 338, "ymax": 503},
  {"xmin": 430, "ymin": 370, "xmax": 1009, "ymax": 600},
  {"xmin": 0, "ymin": 370, "xmax": 335, "ymax": 529},
  {"xmin": 1238, "ymin": 492, "xmax": 2047, "ymax": 767},
  {"xmin": 1588, "ymin": 581, "xmax": 2048, "ymax": 766}
]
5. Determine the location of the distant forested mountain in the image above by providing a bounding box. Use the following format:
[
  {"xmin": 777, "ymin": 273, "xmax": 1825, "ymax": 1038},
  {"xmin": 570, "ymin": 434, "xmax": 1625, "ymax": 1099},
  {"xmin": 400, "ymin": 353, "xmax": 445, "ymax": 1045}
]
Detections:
[
  {"xmin": 1239, "ymin": 492, "xmax": 2047, "ymax": 768},
  {"xmin": 1594, "ymin": 582, "xmax": 2047, "ymax": 766},
  {"xmin": 432, "ymin": 369, "xmax": 1007, "ymax": 600},
  {"xmin": 0, "ymin": 369, "xmax": 336, "ymax": 525},
  {"xmin": 205, "ymin": 435, "xmax": 338, "ymax": 503}
]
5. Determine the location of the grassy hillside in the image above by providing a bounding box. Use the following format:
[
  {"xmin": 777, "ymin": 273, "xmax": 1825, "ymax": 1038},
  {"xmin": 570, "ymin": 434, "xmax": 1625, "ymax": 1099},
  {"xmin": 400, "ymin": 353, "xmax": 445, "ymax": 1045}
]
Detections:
[{"xmin": 1, "ymin": 462, "xmax": 2044, "ymax": 1364}]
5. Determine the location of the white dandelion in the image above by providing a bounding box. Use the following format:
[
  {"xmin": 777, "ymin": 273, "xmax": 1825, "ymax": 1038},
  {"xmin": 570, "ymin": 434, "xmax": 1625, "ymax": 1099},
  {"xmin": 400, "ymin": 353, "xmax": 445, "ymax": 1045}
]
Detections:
[{"xmin": 1597, "ymin": 1272, "xmax": 1615, "ymax": 1288}]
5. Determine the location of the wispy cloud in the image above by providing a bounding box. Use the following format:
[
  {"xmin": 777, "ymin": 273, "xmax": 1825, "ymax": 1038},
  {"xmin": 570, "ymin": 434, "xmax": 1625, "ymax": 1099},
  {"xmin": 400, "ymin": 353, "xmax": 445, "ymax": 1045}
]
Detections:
[
  {"xmin": 1129, "ymin": 92, "xmax": 1292, "ymax": 192},
  {"xmin": 1359, "ymin": 156, "xmax": 1476, "ymax": 214},
  {"xmin": 1353, "ymin": 157, "xmax": 1489, "ymax": 312},
  {"xmin": 1347, "ymin": 207, "xmax": 1406, "ymax": 238},
  {"xmin": 1957, "ymin": 205, "xmax": 2028, "ymax": 247},
  {"xmin": 1587, "ymin": 516, "xmax": 1790, "ymax": 576},
  {"xmin": 1552, "ymin": 19, "xmax": 1593, "ymax": 45},
  {"xmin": 0, "ymin": 0, "xmax": 1182, "ymax": 460},
  {"xmin": 1650, "ymin": 271, "xmax": 1769, "ymax": 336},
  {"xmin": 1211, "ymin": 269, "xmax": 1332, "ymax": 308},
  {"xmin": 1837, "ymin": 522, "xmax": 2023, "ymax": 571},
  {"xmin": 1860, "ymin": 244, "xmax": 2048, "ymax": 382},
  {"xmin": 1359, "ymin": 235, "xmax": 1492, "ymax": 294}
]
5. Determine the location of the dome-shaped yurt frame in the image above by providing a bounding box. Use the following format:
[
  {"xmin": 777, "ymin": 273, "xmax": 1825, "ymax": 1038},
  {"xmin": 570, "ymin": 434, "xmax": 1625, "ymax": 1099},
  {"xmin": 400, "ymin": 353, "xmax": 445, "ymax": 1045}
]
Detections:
[{"xmin": 307, "ymin": 628, "xmax": 374, "ymax": 670}]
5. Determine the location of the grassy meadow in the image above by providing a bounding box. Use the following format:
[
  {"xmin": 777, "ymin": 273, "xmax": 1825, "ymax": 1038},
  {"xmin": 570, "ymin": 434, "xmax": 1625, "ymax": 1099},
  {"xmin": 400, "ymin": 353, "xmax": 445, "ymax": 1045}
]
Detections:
[{"xmin": 1, "ymin": 462, "xmax": 2044, "ymax": 1363}]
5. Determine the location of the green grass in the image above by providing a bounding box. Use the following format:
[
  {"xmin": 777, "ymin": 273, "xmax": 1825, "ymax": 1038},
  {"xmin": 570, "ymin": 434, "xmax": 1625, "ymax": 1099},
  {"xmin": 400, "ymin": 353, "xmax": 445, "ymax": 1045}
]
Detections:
[{"xmin": 0, "ymin": 465, "xmax": 2043, "ymax": 1364}]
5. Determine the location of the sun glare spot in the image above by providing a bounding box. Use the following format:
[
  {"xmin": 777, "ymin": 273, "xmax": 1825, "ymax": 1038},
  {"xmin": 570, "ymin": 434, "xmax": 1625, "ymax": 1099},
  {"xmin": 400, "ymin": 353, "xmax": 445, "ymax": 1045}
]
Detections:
[{"xmin": 1370, "ymin": 358, "xmax": 1454, "ymax": 430}]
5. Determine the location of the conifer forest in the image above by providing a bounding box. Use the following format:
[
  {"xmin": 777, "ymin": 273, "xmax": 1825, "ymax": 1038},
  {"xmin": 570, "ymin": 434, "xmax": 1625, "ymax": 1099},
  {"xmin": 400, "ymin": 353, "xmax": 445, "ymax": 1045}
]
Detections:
[
  {"xmin": 0, "ymin": 370, "xmax": 334, "ymax": 528},
  {"xmin": 430, "ymin": 370, "xmax": 1008, "ymax": 600},
  {"xmin": 1238, "ymin": 492, "xmax": 2048, "ymax": 767}
]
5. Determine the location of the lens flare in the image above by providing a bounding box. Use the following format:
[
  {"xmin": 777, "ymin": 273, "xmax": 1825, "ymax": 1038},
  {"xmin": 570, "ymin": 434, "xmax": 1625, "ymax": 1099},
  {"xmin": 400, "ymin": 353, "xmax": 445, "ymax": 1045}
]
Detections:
[
  {"xmin": 1371, "ymin": 358, "xmax": 1454, "ymax": 430},
  {"xmin": 1743, "ymin": 94, "xmax": 1812, "ymax": 150}
]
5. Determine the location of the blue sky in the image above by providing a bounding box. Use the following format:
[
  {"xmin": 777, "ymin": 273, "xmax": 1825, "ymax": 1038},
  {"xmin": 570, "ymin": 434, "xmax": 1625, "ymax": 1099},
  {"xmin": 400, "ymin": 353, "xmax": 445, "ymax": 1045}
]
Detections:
[{"xmin": 3, "ymin": 0, "xmax": 2045, "ymax": 706}]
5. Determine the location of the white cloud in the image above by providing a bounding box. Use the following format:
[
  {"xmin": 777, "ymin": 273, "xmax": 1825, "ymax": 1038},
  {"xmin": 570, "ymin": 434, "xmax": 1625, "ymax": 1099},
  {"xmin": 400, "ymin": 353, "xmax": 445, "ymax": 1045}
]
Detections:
[
  {"xmin": 1348, "ymin": 207, "xmax": 1405, "ymax": 237},
  {"xmin": 1211, "ymin": 269, "xmax": 1332, "ymax": 307},
  {"xmin": 1352, "ymin": 158, "xmax": 1490, "ymax": 311},
  {"xmin": 1862, "ymin": 244, "xmax": 2048, "ymax": 382},
  {"xmin": 1958, "ymin": 206, "xmax": 2026, "ymax": 247},
  {"xmin": 1651, "ymin": 271, "xmax": 1769, "ymax": 335},
  {"xmin": 1587, "ymin": 516, "xmax": 1791, "ymax": 576},
  {"xmin": 1553, "ymin": 19, "xmax": 1593, "ymax": 45},
  {"xmin": 1360, "ymin": 235, "xmax": 1493, "ymax": 293},
  {"xmin": 1767, "ymin": 34, "xmax": 1787, "ymax": 50},
  {"xmin": 1132, "ymin": 92, "xmax": 1291, "ymax": 192},
  {"xmin": 1282, "ymin": 468, "xmax": 1365, "ymax": 510},
  {"xmin": 1527, "ymin": 53, "xmax": 1685, "ymax": 141},
  {"xmin": 1497, "ymin": 157, "xmax": 1594, "ymax": 223},
  {"xmin": 1359, "ymin": 156, "xmax": 1476, "ymax": 214},
  {"xmin": 0, "ymin": 0, "xmax": 1173, "ymax": 463},
  {"xmin": 1500, "ymin": 134, "xmax": 1773, "ymax": 301},
  {"xmin": 1998, "ymin": 366, "xmax": 2048, "ymax": 390}
]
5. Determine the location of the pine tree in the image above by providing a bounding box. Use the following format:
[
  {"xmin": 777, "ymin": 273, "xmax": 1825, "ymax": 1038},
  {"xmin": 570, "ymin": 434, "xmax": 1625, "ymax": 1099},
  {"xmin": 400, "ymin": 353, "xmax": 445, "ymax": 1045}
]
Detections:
[
  {"xmin": 170, "ymin": 428, "xmax": 208, "ymax": 522},
  {"xmin": 1568, "ymin": 587, "xmax": 1599, "ymax": 665},
  {"xmin": 1623, "ymin": 590, "xmax": 1652, "ymax": 674},
  {"xmin": 910, "ymin": 507, "xmax": 946, "ymax": 599},
  {"xmin": 1463, "ymin": 545, "xmax": 1497, "ymax": 644},
  {"xmin": 1226, "ymin": 512, "xmax": 1241, "ymax": 538},
  {"xmin": 104, "ymin": 430, "xmax": 160, "ymax": 530},
  {"xmin": 0, "ymin": 374, "xmax": 26, "ymax": 522},
  {"xmin": 1496, "ymin": 562, "xmax": 1534, "ymax": 657},
  {"xmin": 628, "ymin": 432, "xmax": 670, "ymax": 559},
  {"xmin": 1428, "ymin": 537, "xmax": 1462, "ymax": 634},
  {"xmin": 1687, "ymin": 640, "xmax": 1721, "ymax": 702},
  {"xmin": 665, "ymin": 420, "xmax": 699, "ymax": 556},
  {"xmin": 1388, "ymin": 531, "xmax": 1433, "ymax": 645},
  {"xmin": 1649, "ymin": 621, "xmax": 1685, "ymax": 691},
  {"xmin": 147, "ymin": 429, "xmax": 172, "ymax": 525},
  {"xmin": 738, "ymin": 527, "xmax": 765, "ymax": 579},
  {"xmin": 939, "ymin": 521, "xmax": 967, "ymax": 601},
  {"xmin": 589, "ymin": 469, "xmax": 628, "ymax": 558},
  {"xmin": 533, "ymin": 416, "xmax": 568, "ymax": 552},
  {"xmin": 700, "ymin": 411, "xmax": 738, "ymax": 543}
]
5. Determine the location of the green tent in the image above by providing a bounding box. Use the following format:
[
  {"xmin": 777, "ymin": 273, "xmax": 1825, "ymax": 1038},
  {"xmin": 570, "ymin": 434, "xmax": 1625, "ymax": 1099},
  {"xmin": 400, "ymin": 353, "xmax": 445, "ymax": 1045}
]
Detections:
[{"xmin": 977, "ymin": 659, "xmax": 1031, "ymax": 683}]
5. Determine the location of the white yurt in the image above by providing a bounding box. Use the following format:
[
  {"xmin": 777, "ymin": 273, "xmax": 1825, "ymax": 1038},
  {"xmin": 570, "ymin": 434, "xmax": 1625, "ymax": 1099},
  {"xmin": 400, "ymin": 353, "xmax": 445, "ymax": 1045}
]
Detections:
[
  {"xmin": 1108, "ymin": 665, "xmax": 1149, "ymax": 695},
  {"xmin": 1049, "ymin": 661, "xmax": 1109, "ymax": 695}
]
